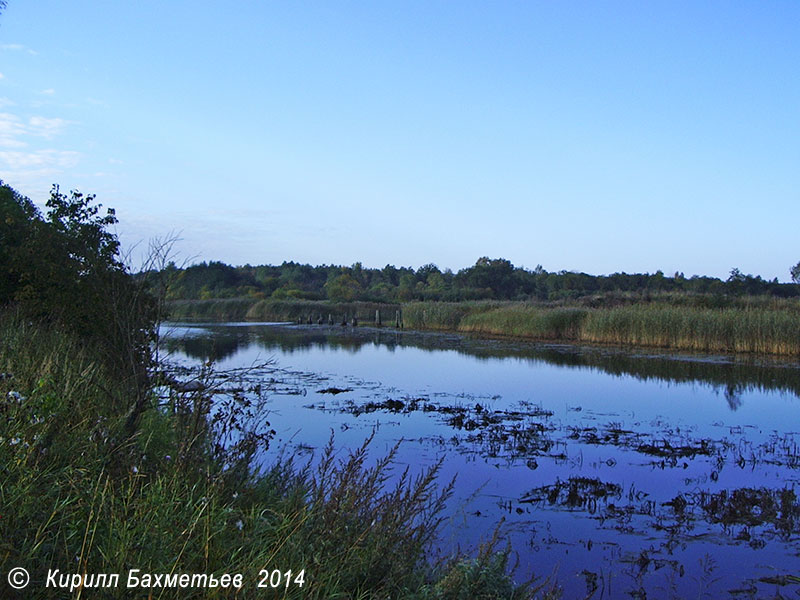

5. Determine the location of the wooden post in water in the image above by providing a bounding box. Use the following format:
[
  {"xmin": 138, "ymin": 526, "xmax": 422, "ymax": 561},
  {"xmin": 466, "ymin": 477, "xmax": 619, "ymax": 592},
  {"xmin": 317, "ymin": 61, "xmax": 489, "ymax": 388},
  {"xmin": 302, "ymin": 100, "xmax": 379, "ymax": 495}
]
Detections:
[
  {"xmin": 395, "ymin": 310, "xmax": 400, "ymax": 328},
  {"xmin": 328, "ymin": 313, "xmax": 333, "ymax": 326},
  {"xmin": 375, "ymin": 309, "xmax": 381, "ymax": 327},
  {"xmin": 352, "ymin": 315, "xmax": 358, "ymax": 327},
  {"xmin": 317, "ymin": 315, "xmax": 323, "ymax": 325},
  {"xmin": 341, "ymin": 315, "xmax": 347, "ymax": 326}
]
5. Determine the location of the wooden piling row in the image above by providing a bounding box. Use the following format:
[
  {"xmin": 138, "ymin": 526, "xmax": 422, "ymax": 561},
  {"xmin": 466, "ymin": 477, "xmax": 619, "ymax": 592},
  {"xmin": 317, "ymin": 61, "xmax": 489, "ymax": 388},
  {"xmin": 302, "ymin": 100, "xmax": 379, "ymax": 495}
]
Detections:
[{"xmin": 296, "ymin": 309, "xmax": 401, "ymax": 328}]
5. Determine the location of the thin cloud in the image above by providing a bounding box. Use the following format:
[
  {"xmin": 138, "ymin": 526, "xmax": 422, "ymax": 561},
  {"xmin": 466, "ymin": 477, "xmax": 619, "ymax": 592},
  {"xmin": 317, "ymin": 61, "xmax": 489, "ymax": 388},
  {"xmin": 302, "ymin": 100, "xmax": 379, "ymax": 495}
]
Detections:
[
  {"xmin": 0, "ymin": 113, "xmax": 72, "ymax": 146},
  {"xmin": 28, "ymin": 116, "xmax": 69, "ymax": 138},
  {"xmin": 40, "ymin": 88, "xmax": 56, "ymax": 96},
  {"xmin": 0, "ymin": 149, "xmax": 80, "ymax": 170},
  {"xmin": 0, "ymin": 150, "xmax": 82, "ymax": 202},
  {"xmin": 0, "ymin": 105, "xmax": 81, "ymax": 194},
  {"xmin": 0, "ymin": 112, "xmax": 28, "ymax": 148},
  {"xmin": 1, "ymin": 44, "xmax": 38, "ymax": 56}
]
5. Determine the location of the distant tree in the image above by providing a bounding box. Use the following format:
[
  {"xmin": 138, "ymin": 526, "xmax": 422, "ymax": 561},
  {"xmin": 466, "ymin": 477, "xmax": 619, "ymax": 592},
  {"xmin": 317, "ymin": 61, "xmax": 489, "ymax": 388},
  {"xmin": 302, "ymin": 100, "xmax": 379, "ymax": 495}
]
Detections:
[
  {"xmin": 396, "ymin": 272, "xmax": 418, "ymax": 301},
  {"xmin": 791, "ymin": 262, "xmax": 800, "ymax": 284},
  {"xmin": 458, "ymin": 257, "xmax": 517, "ymax": 299},
  {"xmin": 324, "ymin": 273, "xmax": 363, "ymax": 302},
  {"xmin": 728, "ymin": 267, "xmax": 745, "ymax": 282},
  {"xmin": 416, "ymin": 263, "xmax": 440, "ymax": 280}
]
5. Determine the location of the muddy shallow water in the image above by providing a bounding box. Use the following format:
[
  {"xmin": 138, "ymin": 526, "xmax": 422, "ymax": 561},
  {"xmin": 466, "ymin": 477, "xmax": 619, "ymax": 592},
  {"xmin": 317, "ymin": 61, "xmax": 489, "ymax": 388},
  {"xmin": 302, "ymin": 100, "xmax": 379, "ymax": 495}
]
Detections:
[{"xmin": 161, "ymin": 322, "xmax": 800, "ymax": 599}]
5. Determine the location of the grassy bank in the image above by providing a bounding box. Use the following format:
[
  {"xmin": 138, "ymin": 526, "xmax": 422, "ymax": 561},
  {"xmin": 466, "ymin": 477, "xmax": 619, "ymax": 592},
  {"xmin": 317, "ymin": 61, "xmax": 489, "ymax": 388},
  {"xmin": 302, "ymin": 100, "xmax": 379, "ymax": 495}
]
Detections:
[
  {"xmin": 168, "ymin": 297, "xmax": 260, "ymax": 321},
  {"xmin": 403, "ymin": 301, "xmax": 800, "ymax": 356},
  {"xmin": 1, "ymin": 311, "xmax": 549, "ymax": 599},
  {"xmin": 169, "ymin": 298, "xmax": 401, "ymax": 325}
]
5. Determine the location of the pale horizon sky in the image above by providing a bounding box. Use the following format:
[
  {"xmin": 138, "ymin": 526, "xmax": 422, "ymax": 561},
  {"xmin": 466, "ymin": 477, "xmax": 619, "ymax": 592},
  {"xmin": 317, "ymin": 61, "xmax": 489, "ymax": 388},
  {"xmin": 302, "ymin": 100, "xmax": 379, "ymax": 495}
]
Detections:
[{"xmin": 1, "ymin": 2, "xmax": 798, "ymax": 280}]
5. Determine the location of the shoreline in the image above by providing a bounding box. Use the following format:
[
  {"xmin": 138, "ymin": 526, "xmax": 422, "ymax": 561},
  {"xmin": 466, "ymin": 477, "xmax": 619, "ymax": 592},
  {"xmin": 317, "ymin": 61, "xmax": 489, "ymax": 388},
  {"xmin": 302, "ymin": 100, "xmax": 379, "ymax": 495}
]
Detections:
[{"xmin": 166, "ymin": 298, "xmax": 800, "ymax": 358}]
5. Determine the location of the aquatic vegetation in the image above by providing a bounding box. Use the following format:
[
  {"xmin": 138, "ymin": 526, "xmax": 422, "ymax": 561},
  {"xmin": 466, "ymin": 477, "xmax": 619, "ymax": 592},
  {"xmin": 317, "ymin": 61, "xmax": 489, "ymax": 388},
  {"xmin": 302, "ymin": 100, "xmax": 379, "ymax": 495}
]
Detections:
[
  {"xmin": 403, "ymin": 302, "xmax": 800, "ymax": 356},
  {"xmin": 317, "ymin": 386, "xmax": 353, "ymax": 395},
  {"xmin": 520, "ymin": 478, "xmax": 623, "ymax": 512},
  {"xmin": 162, "ymin": 321, "xmax": 800, "ymax": 599},
  {"xmin": 699, "ymin": 487, "xmax": 799, "ymax": 537}
]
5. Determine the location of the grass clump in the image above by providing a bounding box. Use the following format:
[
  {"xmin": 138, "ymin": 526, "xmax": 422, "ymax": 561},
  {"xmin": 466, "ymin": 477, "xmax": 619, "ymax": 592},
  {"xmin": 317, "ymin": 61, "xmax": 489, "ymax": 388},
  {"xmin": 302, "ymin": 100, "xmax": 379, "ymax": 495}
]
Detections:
[
  {"xmin": 402, "ymin": 302, "xmax": 500, "ymax": 331},
  {"xmin": 459, "ymin": 306, "xmax": 587, "ymax": 340},
  {"xmin": 415, "ymin": 540, "xmax": 560, "ymax": 600}
]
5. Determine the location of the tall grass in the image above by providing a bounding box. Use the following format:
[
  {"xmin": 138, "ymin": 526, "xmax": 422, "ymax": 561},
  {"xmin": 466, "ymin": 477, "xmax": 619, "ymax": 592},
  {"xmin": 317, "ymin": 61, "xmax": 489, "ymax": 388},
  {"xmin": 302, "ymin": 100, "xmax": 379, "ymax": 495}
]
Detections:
[
  {"xmin": 402, "ymin": 302, "xmax": 499, "ymax": 331},
  {"xmin": 167, "ymin": 297, "xmax": 259, "ymax": 321},
  {"xmin": 1, "ymin": 311, "xmax": 544, "ymax": 599},
  {"xmin": 460, "ymin": 306, "xmax": 588, "ymax": 340},
  {"xmin": 246, "ymin": 299, "xmax": 400, "ymax": 324},
  {"xmin": 581, "ymin": 305, "xmax": 800, "ymax": 355},
  {"xmin": 167, "ymin": 298, "xmax": 401, "ymax": 325},
  {"xmin": 402, "ymin": 301, "xmax": 800, "ymax": 356}
]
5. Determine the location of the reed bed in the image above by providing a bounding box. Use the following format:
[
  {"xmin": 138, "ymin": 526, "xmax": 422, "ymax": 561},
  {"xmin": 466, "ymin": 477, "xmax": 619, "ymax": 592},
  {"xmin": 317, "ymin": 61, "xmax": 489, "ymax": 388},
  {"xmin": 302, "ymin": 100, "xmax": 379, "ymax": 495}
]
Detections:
[
  {"xmin": 168, "ymin": 297, "xmax": 259, "ymax": 321},
  {"xmin": 401, "ymin": 301, "xmax": 500, "ymax": 331},
  {"xmin": 460, "ymin": 306, "xmax": 588, "ymax": 340},
  {"xmin": 246, "ymin": 299, "xmax": 400, "ymax": 324},
  {"xmin": 581, "ymin": 305, "xmax": 800, "ymax": 355},
  {"xmin": 402, "ymin": 302, "xmax": 800, "ymax": 356},
  {"xmin": 167, "ymin": 299, "xmax": 401, "ymax": 325}
]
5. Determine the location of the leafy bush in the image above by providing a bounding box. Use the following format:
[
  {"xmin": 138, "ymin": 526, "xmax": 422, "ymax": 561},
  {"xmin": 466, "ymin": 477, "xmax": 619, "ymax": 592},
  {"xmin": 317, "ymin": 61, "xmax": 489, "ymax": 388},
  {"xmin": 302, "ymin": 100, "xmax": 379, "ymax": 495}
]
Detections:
[{"xmin": 1, "ymin": 181, "xmax": 156, "ymax": 428}]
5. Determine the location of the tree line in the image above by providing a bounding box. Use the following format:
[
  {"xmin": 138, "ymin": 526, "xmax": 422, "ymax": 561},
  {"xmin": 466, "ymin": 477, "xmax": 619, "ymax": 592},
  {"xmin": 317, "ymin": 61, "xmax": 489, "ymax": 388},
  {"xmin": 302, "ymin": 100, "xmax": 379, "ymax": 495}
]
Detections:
[{"xmin": 155, "ymin": 256, "xmax": 800, "ymax": 304}]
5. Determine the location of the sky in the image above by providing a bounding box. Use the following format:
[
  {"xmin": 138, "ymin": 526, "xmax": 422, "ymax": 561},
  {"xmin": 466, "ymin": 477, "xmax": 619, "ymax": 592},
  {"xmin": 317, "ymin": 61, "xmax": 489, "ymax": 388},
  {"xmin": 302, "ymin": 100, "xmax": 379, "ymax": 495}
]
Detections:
[{"xmin": 0, "ymin": 2, "xmax": 798, "ymax": 280}]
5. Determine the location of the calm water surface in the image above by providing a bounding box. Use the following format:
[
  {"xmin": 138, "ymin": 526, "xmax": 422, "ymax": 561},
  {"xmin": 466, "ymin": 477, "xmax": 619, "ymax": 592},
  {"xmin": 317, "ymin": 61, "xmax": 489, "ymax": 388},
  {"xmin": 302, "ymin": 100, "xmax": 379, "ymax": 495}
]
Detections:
[{"xmin": 162, "ymin": 322, "xmax": 800, "ymax": 598}]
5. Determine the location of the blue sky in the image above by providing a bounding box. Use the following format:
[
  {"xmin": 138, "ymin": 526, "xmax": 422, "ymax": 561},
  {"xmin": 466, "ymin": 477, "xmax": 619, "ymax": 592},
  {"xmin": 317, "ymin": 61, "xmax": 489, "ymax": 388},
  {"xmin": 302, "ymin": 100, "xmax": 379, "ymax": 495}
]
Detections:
[{"xmin": 1, "ymin": 2, "xmax": 798, "ymax": 279}]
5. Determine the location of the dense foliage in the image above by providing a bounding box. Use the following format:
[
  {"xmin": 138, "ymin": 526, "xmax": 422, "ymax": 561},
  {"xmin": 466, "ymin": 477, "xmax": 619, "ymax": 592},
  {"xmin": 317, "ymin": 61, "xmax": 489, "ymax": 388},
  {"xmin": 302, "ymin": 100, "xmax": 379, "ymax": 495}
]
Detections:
[
  {"xmin": 157, "ymin": 257, "xmax": 799, "ymax": 304},
  {"xmin": 1, "ymin": 181, "xmax": 156, "ymax": 413}
]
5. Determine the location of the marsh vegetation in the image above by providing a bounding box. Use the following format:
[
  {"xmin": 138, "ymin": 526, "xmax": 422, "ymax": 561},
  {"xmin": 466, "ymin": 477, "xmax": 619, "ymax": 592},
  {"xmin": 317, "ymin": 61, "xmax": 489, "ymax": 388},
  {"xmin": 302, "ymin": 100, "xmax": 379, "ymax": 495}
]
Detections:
[{"xmin": 163, "ymin": 321, "xmax": 800, "ymax": 599}]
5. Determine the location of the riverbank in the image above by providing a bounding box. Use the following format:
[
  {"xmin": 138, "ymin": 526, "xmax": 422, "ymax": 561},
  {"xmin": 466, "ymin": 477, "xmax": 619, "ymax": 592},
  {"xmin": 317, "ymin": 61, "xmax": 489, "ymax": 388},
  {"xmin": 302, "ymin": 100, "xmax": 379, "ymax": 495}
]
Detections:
[
  {"xmin": 167, "ymin": 298, "xmax": 800, "ymax": 357},
  {"xmin": 1, "ymin": 311, "xmax": 552, "ymax": 599},
  {"xmin": 168, "ymin": 298, "xmax": 401, "ymax": 325}
]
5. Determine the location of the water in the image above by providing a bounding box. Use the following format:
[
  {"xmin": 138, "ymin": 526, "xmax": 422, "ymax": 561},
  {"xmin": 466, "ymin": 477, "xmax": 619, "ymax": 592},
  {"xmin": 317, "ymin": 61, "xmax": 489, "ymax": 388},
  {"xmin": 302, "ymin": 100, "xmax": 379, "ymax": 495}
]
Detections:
[{"xmin": 161, "ymin": 322, "xmax": 800, "ymax": 598}]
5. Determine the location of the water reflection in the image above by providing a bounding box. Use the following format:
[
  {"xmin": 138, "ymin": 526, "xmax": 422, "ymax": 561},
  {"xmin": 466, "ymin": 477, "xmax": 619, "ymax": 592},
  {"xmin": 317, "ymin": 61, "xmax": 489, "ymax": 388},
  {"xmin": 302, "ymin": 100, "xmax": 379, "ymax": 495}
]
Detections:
[
  {"xmin": 161, "ymin": 322, "xmax": 800, "ymax": 598},
  {"xmin": 162, "ymin": 322, "xmax": 800, "ymax": 411}
]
